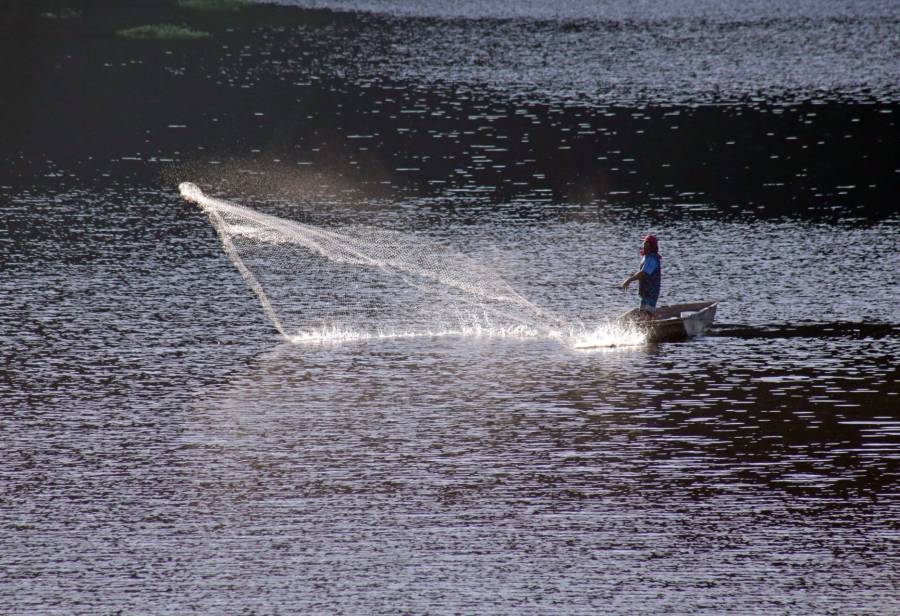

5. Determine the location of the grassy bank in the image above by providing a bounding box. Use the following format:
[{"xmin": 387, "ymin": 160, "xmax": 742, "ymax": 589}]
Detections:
[
  {"xmin": 1, "ymin": 0, "xmax": 329, "ymax": 40},
  {"xmin": 176, "ymin": 0, "xmax": 251, "ymax": 10},
  {"xmin": 116, "ymin": 23, "xmax": 210, "ymax": 39}
]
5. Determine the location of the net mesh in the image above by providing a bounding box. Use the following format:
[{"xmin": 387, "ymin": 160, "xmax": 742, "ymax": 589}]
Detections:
[{"xmin": 180, "ymin": 182, "xmax": 573, "ymax": 343}]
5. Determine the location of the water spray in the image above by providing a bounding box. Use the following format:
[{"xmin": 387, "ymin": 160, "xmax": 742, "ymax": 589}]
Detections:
[{"xmin": 180, "ymin": 182, "xmax": 644, "ymax": 348}]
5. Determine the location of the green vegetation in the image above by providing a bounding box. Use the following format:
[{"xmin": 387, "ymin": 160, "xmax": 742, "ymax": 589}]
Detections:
[
  {"xmin": 176, "ymin": 0, "xmax": 251, "ymax": 10},
  {"xmin": 40, "ymin": 8, "xmax": 82, "ymax": 19},
  {"xmin": 116, "ymin": 23, "xmax": 211, "ymax": 39}
]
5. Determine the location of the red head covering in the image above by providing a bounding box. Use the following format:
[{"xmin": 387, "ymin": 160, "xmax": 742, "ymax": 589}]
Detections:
[{"xmin": 640, "ymin": 234, "xmax": 659, "ymax": 257}]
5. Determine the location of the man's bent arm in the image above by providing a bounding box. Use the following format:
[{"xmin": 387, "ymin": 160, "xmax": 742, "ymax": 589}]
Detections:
[{"xmin": 622, "ymin": 270, "xmax": 645, "ymax": 289}]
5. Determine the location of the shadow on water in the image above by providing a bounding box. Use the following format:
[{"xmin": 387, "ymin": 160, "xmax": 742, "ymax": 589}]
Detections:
[{"xmin": 712, "ymin": 321, "xmax": 900, "ymax": 340}]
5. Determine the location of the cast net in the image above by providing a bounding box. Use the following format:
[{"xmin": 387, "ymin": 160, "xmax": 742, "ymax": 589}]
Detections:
[{"xmin": 179, "ymin": 182, "xmax": 577, "ymax": 343}]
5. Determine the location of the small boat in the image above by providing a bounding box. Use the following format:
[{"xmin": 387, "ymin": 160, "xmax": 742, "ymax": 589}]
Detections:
[{"xmin": 618, "ymin": 301, "xmax": 719, "ymax": 343}]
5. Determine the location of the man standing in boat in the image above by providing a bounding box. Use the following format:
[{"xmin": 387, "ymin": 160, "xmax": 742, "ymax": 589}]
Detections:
[{"xmin": 621, "ymin": 234, "xmax": 661, "ymax": 315}]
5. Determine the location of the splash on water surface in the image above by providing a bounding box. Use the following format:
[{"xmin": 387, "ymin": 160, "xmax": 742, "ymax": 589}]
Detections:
[
  {"xmin": 289, "ymin": 321, "xmax": 647, "ymax": 347},
  {"xmin": 571, "ymin": 321, "xmax": 647, "ymax": 350}
]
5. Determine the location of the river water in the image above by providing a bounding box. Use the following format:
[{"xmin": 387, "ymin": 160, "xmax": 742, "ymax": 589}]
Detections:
[{"xmin": 1, "ymin": 1, "xmax": 898, "ymax": 614}]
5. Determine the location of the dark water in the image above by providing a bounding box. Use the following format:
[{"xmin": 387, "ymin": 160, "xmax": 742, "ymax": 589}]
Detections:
[{"xmin": 2, "ymin": 1, "xmax": 899, "ymax": 613}]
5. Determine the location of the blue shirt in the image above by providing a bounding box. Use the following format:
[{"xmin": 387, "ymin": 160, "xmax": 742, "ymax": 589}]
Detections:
[{"xmin": 639, "ymin": 253, "xmax": 661, "ymax": 306}]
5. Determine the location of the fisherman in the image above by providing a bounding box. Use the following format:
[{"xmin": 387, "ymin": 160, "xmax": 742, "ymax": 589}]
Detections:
[{"xmin": 621, "ymin": 234, "xmax": 661, "ymax": 316}]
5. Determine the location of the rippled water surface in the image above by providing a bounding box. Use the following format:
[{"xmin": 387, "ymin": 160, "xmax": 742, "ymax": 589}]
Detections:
[
  {"xmin": 270, "ymin": 0, "xmax": 900, "ymax": 104},
  {"xmin": 2, "ymin": 1, "xmax": 899, "ymax": 613}
]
